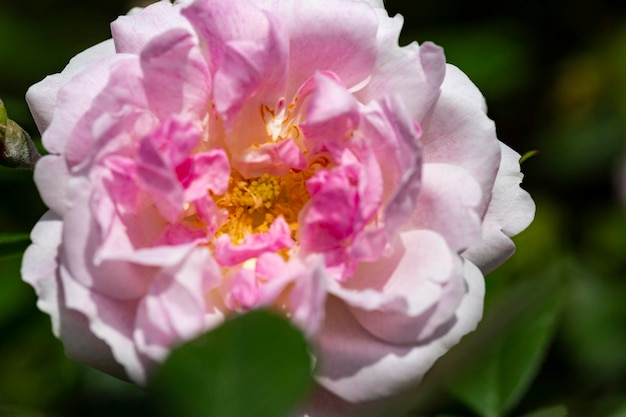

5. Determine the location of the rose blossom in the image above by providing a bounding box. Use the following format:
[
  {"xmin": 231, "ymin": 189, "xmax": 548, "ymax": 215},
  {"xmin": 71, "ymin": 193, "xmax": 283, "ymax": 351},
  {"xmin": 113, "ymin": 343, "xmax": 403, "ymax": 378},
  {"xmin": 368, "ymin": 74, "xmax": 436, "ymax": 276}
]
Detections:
[{"xmin": 21, "ymin": 0, "xmax": 534, "ymax": 415}]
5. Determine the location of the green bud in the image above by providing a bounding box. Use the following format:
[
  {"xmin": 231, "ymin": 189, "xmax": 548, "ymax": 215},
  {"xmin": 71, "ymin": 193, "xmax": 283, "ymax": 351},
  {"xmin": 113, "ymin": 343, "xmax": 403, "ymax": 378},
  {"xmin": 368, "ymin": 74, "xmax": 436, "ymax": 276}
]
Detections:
[{"xmin": 0, "ymin": 99, "xmax": 41, "ymax": 170}]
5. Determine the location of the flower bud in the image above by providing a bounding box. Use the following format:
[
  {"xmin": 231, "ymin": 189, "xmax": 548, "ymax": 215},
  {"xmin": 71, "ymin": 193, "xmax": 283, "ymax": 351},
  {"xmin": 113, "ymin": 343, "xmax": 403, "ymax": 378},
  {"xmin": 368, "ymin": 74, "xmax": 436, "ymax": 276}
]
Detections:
[{"xmin": 0, "ymin": 99, "xmax": 41, "ymax": 170}]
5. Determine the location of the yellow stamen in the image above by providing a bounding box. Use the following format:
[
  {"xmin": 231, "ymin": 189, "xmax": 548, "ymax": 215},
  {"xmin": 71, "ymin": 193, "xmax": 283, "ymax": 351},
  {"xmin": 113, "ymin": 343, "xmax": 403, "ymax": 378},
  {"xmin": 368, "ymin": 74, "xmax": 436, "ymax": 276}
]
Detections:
[{"xmin": 213, "ymin": 167, "xmax": 319, "ymax": 244}]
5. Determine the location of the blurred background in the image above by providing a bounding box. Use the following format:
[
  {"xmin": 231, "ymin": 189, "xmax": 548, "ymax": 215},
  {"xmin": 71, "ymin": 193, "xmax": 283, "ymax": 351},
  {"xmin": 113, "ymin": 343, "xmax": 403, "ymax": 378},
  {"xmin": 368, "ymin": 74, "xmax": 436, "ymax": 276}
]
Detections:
[{"xmin": 0, "ymin": 0, "xmax": 625, "ymax": 416}]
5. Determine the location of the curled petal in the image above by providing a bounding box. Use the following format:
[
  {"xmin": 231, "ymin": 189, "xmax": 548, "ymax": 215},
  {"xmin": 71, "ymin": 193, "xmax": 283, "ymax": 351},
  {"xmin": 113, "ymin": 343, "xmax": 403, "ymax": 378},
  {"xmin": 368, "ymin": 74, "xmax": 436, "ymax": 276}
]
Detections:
[
  {"xmin": 180, "ymin": 148, "xmax": 231, "ymax": 200},
  {"xmin": 315, "ymin": 260, "xmax": 484, "ymax": 402},
  {"xmin": 26, "ymin": 40, "xmax": 116, "ymax": 137},
  {"xmin": 214, "ymin": 217, "xmax": 293, "ymax": 267},
  {"xmin": 463, "ymin": 143, "xmax": 536, "ymax": 273},
  {"xmin": 111, "ymin": 1, "xmax": 193, "ymax": 55},
  {"xmin": 60, "ymin": 265, "xmax": 148, "ymax": 384},
  {"xmin": 183, "ymin": 0, "xmax": 289, "ymax": 123},
  {"xmin": 301, "ymin": 72, "xmax": 360, "ymax": 145},
  {"xmin": 134, "ymin": 248, "xmax": 222, "ymax": 361},
  {"xmin": 235, "ymin": 137, "xmax": 308, "ymax": 178}
]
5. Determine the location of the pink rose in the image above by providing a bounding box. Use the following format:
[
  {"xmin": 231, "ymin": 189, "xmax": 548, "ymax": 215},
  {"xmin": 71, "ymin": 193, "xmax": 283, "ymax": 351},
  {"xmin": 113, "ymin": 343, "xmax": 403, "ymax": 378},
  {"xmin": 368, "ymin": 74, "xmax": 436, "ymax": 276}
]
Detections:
[{"xmin": 22, "ymin": 0, "xmax": 534, "ymax": 414}]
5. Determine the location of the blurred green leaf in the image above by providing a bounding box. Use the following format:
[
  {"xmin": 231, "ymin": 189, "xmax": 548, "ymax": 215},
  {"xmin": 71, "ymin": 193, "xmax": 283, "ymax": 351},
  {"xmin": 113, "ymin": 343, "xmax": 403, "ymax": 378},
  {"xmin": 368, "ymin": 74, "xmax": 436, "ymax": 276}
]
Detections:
[
  {"xmin": 560, "ymin": 259, "xmax": 626, "ymax": 381},
  {"xmin": 434, "ymin": 415, "xmax": 468, "ymax": 417},
  {"xmin": 0, "ymin": 313, "xmax": 81, "ymax": 409},
  {"xmin": 0, "ymin": 254, "xmax": 32, "ymax": 326},
  {"xmin": 0, "ymin": 233, "xmax": 29, "ymax": 259},
  {"xmin": 446, "ymin": 267, "xmax": 567, "ymax": 417},
  {"xmin": 150, "ymin": 309, "xmax": 313, "ymax": 417},
  {"xmin": 517, "ymin": 405, "xmax": 567, "ymax": 417},
  {"xmin": 0, "ymin": 406, "xmax": 49, "ymax": 417},
  {"xmin": 606, "ymin": 403, "xmax": 626, "ymax": 417}
]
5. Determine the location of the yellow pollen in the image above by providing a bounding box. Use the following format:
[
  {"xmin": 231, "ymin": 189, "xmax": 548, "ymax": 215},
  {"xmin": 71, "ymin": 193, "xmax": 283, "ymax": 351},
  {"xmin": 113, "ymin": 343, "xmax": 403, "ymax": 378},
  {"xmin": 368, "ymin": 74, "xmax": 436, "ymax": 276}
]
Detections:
[{"xmin": 213, "ymin": 169, "xmax": 316, "ymax": 244}]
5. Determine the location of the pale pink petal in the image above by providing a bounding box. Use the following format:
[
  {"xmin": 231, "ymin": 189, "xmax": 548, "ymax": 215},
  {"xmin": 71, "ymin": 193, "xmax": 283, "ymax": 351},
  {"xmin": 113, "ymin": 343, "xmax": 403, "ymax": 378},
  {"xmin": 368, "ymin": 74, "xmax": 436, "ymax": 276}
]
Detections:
[
  {"xmin": 60, "ymin": 266, "xmax": 149, "ymax": 384},
  {"xmin": 289, "ymin": 256, "xmax": 327, "ymax": 336},
  {"xmin": 356, "ymin": 151, "xmax": 383, "ymax": 228},
  {"xmin": 134, "ymin": 248, "xmax": 222, "ymax": 361},
  {"xmin": 420, "ymin": 64, "xmax": 501, "ymax": 217},
  {"xmin": 301, "ymin": 73, "xmax": 360, "ymax": 145},
  {"xmin": 154, "ymin": 223, "xmax": 207, "ymax": 246},
  {"xmin": 463, "ymin": 143, "xmax": 536, "ymax": 273},
  {"xmin": 194, "ymin": 197, "xmax": 226, "ymax": 236},
  {"xmin": 235, "ymin": 139, "xmax": 307, "ymax": 178},
  {"xmin": 136, "ymin": 147, "xmax": 185, "ymax": 223},
  {"xmin": 21, "ymin": 211, "xmax": 64, "ymax": 334},
  {"xmin": 135, "ymin": 118, "xmax": 202, "ymax": 223},
  {"xmin": 21, "ymin": 212, "xmax": 129, "ymax": 381},
  {"xmin": 101, "ymin": 156, "xmax": 140, "ymax": 213},
  {"xmin": 355, "ymin": 14, "xmax": 446, "ymax": 122},
  {"xmin": 181, "ymin": 148, "xmax": 230, "ymax": 201},
  {"xmin": 409, "ymin": 163, "xmax": 483, "ymax": 253},
  {"xmin": 282, "ymin": 0, "xmax": 379, "ymax": 94},
  {"xmin": 226, "ymin": 268, "xmax": 260, "ymax": 310},
  {"xmin": 342, "ymin": 230, "xmax": 464, "ymax": 344},
  {"xmin": 361, "ymin": 96, "xmax": 423, "ymax": 240},
  {"xmin": 182, "ymin": 0, "xmax": 288, "ymax": 122},
  {"xmin": 254, "ymin": 253, "xmax": 302, "ymax": 306},
  {"xmin": 26, "ymin": 40, "xmax": 115, "ymax": 136},
  {"xmin": 315, "ymin": 260, "xmax": 484, "ymax": 402},
  {"xmin": 149, "ymin": 116, "xmax": 201, "ymax": 166},
  {"xmin": 111, "ymin": 1, "xmax": 193, "ymax": 55},
  {"xmin": 63, "ymin": 57, "xmax": 151, "ymax": 168},
  {"xmin": 213, "ymin": 26, "xmax": 288, "ymax": 124},
  {"xmin": 60, "ymin": 187, "xmax": 153, "ymax": 299},
  {"xmin": 140, "ymin": 29, "xmax": 211, "ymax": 121},
  {"xmin": 38, "ymin": 53, "xmax": 124, "ymax": 156},
  {"xmin": 33, "ymin": 155, "xmax": 69, "ymax": 216}
]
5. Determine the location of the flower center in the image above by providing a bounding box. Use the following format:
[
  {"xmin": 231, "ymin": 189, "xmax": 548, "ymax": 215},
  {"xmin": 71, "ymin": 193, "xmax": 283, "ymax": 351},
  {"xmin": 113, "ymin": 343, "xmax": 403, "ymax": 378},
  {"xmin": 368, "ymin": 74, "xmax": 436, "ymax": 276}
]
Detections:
[{"xmin": 213, "ymin": 169, "xmax": 313, "ymax": 244}]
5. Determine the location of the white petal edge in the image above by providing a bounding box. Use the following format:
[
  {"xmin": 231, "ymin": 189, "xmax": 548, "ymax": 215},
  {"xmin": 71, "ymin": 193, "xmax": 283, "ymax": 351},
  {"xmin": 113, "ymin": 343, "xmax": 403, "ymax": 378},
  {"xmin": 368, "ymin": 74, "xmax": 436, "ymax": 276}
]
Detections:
[
  {"xmin": 463, "ymin": 142, "xmax": 535, "ymax": 273},
  {"xmin": 26, "ymin": 39, "xmax": 115, "ymax": 134}
]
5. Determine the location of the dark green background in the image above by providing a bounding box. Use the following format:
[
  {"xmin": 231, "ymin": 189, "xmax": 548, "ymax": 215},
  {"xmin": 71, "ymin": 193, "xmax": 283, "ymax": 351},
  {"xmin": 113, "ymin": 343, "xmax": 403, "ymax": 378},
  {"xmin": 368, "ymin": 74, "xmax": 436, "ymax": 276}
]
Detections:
[{"xmin": 1, "ymin": 0, "xmax": 625, "ymax": 416}]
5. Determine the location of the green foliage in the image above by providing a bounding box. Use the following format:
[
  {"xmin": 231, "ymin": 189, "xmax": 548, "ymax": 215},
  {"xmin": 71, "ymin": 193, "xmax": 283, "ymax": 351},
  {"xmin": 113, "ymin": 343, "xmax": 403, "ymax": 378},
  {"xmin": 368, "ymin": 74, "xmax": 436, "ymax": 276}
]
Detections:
[
  {"xmin": 518, "ymin": 405, "xmax": 568, "ymax": 417},
  {"xmin": 445, "ymin": 268, "xmax": 567, "ymax": 417},
  {"xmin": 0, "ymin": 233, "xmax": 30, "ymax": 259},
  {"xmin": 150, "ymin": 310, "xmax": 314, "ymax": 417}
]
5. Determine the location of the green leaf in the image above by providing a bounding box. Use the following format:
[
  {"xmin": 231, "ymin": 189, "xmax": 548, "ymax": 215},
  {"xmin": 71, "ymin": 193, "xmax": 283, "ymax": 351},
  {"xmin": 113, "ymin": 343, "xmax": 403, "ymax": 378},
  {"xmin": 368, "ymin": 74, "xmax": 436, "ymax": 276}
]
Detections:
[
  {"xmin": 0, "ymin": 233, "xmax": 30, "ymax": 259},
  {"xmin": 446, "ymin": 266, "xmax": 567, "ymax": 417},
  {"xmin": 149, "ymin": 309, "xmax": 314, "ymax": 417},
  {"xmin": 434, "ymin": 415, "xmax": 469, "ymax": 417},
  {"xmin": 518, "ymin": 405, "xmax": 568, "ymax": 417}
]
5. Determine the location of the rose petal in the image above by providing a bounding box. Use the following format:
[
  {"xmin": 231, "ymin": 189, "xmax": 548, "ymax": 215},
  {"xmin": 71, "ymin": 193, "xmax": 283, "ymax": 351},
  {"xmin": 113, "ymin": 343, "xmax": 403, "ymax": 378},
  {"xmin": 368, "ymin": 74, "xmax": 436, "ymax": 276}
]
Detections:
[
  {"xmin": 315, "ymin": 260, "xmax": 484, "ymax": 402},
  {"xmin": 420, "ymin": 64, "xmax": 501, "ymax": 217},
  {"xmin": 111, "ymin": 1, "xmax": 192, "ymax": 55},
  {"xmin": 409, "ymin": 163, "xmax": 483, "ymax": 253},
  {"xmin": 463, "ymin": 143, "xmax": 536, "ymax": 273},
  {"xmin": 134, "ymin": 247, "xmax": 222, "ymax": 361},
  {"xmin": 182, "ymin": 0, "xmax": 288, "ymax": 123},
  {"xmin": 140, "ymin": 29, "xmax": 211, "ymax": 121},
  {"xmin": 214, "ymin": 217, "xmax": 293, "ymax": 267},
  {"xmin": 33, "ymin": 155, "xmax": 69, "ymax": 216},
  {"xmin": 60, "ymin": 265, "xmax": 148, "ymax": 384},
  {"xmin": 355, "ymin": 15, "xmax": 446, "ymax": 122},
  {"xmin": 26, "ymin": 40, "xmax": 115, "ymax": 136},
  {"xmin": 300, "ymin": 72, "xmax": 360, "ymax": 145}
]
